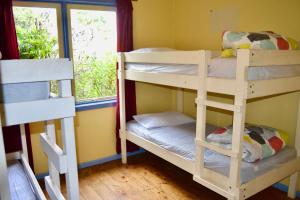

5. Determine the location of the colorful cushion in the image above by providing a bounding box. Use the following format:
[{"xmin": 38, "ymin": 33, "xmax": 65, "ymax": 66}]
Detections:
[
  {"xmin": 206, "ymin": 124, "xmax": 289, "ymax": 162},
  {"xmin": 221, "ymin": 31, "xmax": 299, "ymax": 57}
]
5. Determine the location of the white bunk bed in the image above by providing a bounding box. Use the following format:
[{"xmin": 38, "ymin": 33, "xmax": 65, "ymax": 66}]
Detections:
[
  {"xmin": 0, "ymin": 59, "xmax": 80, "ymax": 200},
  {"xmin": 118, "ymin": 49, "xmax": 300, "ymax": 200}
]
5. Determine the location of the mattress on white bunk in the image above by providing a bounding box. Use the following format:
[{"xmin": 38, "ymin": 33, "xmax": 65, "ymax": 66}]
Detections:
[
  {"xmin": 125, "ymin": 57, "xmax": 300, "ymax": 80},
  {"xmin": 127, "ymin": 120, "xmax": 297, "ymax": 184},
  {"xmin": 0, "ymin": 82, "xmax": 49, "ymax": 103},
  {"xmin": 7, "ymin": 160, "xmax": 37, "ymax": 200}
]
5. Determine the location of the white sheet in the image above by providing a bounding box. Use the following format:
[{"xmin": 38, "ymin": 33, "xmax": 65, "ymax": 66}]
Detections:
[
  {"xmin": 126, "ymin": 57, "xmax": 300, "ymax": 80},
  {"xmin": 8, "ymin": 160, "xmax": 37, "ymax": 200},
  {"xmin": 127, "ymin": 120, "xmax": 297, "ymax": 184}
]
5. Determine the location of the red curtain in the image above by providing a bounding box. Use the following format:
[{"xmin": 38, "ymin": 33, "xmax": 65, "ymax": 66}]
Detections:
[
  {"xmin": 0, "ymin": 0, "xmax": 19, "ymax": 59},
  {"xmin": 0, "ymin": 0, "xmax": 34, "ymax": 167},
  {"xmin": 115, "ymin": 0, "xmax": 139, "ymax": 153}
]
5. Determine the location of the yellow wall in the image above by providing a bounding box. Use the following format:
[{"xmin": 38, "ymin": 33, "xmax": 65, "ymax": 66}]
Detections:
[
  {"xmin": 173, "ymin": 0, "xmax": 300, "ymax": 189},
  {"xmin": 30, "ymin": 0, "xmax": 176, "ymax": 174}
]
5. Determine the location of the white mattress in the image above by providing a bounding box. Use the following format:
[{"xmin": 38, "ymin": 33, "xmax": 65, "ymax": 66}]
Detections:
[
  {"xmin": 126, "ymin": 57, "xmax": 300, "ymax": 80},
  {"xmin": 127, "ymin": 120, "xmax": 297, "ymax": 184},
  {"xmin": 0, "ymin": 82, "xmax": 49, "ymax": 103},
  {"xmin": 8, "ymin": 160, "xmax": 37, "ymax": 200}
]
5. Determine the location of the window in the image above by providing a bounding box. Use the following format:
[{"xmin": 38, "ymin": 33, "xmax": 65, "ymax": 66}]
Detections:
[
  {"xmin": 13, "ymin": 1, "xmax": 117, "ymax": 107},
  {"xmin": 13, "ymin": 3, "xmax": 63, "ymax": 59},
  {"xmin": 69, "ymin": 6, "xmax": 117, "ymax": 102}
]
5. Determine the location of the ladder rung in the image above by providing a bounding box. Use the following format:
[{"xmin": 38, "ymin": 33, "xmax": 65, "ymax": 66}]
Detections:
[
  {"xmin": 40, "ymin": 133, "xmax": 67, "ymax": 173},
  {"xmin": 205, "ymin": 100, "xmax": 235, "ymax": 111},
  {"xmin": 45, "ymin": 176, "xmax": 65, "ymax": 200},
  {"xmin": 195, "ymin": 139, "xmax": 237, "ymax": 157},
  {"xmin": 195, "ymin": 98, "xmax": 236, "ymax": 111}
]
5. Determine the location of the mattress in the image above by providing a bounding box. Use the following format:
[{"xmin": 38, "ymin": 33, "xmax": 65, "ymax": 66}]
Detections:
[
  {"xmin": 127, "ymin": 120, "xmax": 297, "ymax": 184},
  {"xmin": 126, "ymin": 57, "xmax": 300, "ymax": 80},
  {"xmin": 0, "ymin": 82, "xmax": 50, "ymax": 103},
  {"xmin": 7, "ymin": 160, "xmax": 37, "ymax": 200}
]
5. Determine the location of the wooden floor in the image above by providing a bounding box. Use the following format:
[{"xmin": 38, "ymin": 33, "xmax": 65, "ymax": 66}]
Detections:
[{"xmin": 53, "ymin": 152, "xmax": 299, "ymax": 200}]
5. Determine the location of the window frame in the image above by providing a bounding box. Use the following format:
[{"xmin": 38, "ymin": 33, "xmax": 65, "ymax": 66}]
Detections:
[
  {"xmin": 67, "ymin": 4, "xmax": 117, "ymax": 103},
  {"xmin": 14, "ymin": 0, "xmax": 117, "ymax": 111}
]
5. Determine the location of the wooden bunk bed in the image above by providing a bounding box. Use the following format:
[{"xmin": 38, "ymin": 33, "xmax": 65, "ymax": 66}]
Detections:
[
  {"xmin": 0, "ymin": 59, "xmax": 79, "ymax": 200},
  {"xmin": 118, "ymin": 49, "xmax": 300, "ymax": 200}
]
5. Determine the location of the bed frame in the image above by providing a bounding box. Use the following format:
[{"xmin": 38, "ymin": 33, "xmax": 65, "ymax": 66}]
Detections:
[
  {"xmin": 118, "ymin": 49, "xmax": 300, "ymax": 200},
  {"xmin": 0, "ymin": 59, "xmax": 79, "ymax": 200}
]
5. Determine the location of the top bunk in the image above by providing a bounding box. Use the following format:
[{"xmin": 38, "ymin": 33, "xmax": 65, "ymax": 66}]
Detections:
[
  {"xmin": 118, "ymin": 49, "xmax": 300, "ymax": 99},
  {"xmin": 0, "ymin": 59, "xmax": 75, "ymax": 127}
]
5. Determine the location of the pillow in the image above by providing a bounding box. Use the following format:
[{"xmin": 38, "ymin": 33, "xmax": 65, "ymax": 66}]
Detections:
[
  {"xmin": 221, "ymin": 31, "xmax": 299, "ymax": 57},
  {"xmin": 133, "ymin": 111, "xmax": 195, "ymax": 129},
  {"xmin": 207, "ymin": 124, "xmax": 289, "ymax": 162},
  {"xmin": 131, "ymin": 48, "xmax": 176, "ymax": 53}
]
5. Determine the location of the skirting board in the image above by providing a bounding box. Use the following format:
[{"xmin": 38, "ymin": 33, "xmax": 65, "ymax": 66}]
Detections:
[
  {"xmin": 273, "ymin": 183, "xmax": 300, "ymax": 198},
  {"xmin": 35, "ymin": 149, "xmax": 299, "ymax": 198}
]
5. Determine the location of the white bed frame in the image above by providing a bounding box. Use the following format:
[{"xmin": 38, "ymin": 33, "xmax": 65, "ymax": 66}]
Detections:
[
  {"xmin": 0, "ymin": 59, "xmax": 79, "ymax": 200},
  {"xmin": 118, "ymin": 49, "xmax": 300, "ymax": 200}
]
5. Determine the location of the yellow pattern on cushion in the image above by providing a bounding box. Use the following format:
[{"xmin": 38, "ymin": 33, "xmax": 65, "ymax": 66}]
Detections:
[
  {"xmin": 238, "ymin": 43, "xmax": 251, "ymax": 49},
  {"xmin": 243, "ymin": 135, "xmax": 253, "ymax": 144},
  {"xmin": 287, "ymin": 37, "xmax": 299, "ymax": 50},
  {"xmin": 221, "ymin": 48, "xmax": 234, "ymax": 58},
  {"xmin": 277, "ymin": 129, "xmax": 289, "ymax": 144}
]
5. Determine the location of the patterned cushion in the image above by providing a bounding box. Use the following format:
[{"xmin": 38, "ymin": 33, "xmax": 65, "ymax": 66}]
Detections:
[
  {"xmin": 207, "ymin": 124, "xmax": 289, "ymax": 162},
  {"xmin": 221, "ymin": 31, "xmax": 299, "ymax": 57}
]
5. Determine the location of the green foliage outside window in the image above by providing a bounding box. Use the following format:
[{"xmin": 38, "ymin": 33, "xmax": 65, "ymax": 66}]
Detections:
[{"xmin": 13, "ymin": 7, "xmax": 117, "ymax": 101}]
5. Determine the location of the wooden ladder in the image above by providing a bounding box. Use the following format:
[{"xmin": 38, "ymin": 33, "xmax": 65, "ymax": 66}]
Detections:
[
  {"xmin": 193, "ymin": 50, "xmax": 249, "ymax": 200},
  {"xmin": 40, "ymin": 80, "xmax": 79, "ymax": 200}
]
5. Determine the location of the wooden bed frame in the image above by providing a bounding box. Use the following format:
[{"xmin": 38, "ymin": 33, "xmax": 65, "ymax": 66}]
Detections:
[
  {"xmin": 0, "ymin": 59, "xmax": 79, "ymax": 200},
  {"xmin": 118, "ymin": 49, "xmax": 300, "ymax": 200}
]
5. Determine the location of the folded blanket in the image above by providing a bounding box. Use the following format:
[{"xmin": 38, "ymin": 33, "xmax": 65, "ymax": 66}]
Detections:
[{"xmin": 207, "ymin": 124, "xmax": 288, "ymax": 162}]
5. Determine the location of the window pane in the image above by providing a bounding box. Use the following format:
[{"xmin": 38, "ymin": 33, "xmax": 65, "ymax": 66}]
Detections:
[
  {"xmin": 13, "ymin": 6, "xmax": 60, "ymax": 95},
  {"xmin": 13, "ymin": 6, "xmax": 59, "ymax": 59},
  {"xmin": 70, "ymin": 9, "xmax": 117, "ymax": 102}
]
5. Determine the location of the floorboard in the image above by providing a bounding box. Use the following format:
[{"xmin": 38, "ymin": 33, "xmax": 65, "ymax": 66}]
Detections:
[{"xmin": 42, "ymin": 152, "xmax": 300, "ymax": 200}]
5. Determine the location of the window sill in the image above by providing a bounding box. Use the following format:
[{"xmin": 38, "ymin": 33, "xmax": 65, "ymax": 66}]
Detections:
[{"xmin": 75, "ymin": 98, "xmax": 117, "ymax": 112}]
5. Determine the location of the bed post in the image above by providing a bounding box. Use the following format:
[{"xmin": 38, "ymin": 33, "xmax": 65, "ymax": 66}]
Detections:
[
  {"xmin": 59, "ymin": 80, "xmax": 80, "ymax": 200},
  {"xmin": 118, "ymin": 53, "xmax": 127, "ymax": 164},
  {"xmin": 288, "ymin": 97, "xmax": 300, "ymax": 198},
  {"xmin": 228, "ymin": 49, "xmax": 249, "ymax": 200},
  {"xmin": 194, "ymin": 50, "xmax": 210, "ymax": 177},
  {"xmin": 177, "ymin": 88, "xmax": 184, "ymax": 112},
  {"xmin": 0, "ymin": 116, "xmax": 11, "ymax": 200}
]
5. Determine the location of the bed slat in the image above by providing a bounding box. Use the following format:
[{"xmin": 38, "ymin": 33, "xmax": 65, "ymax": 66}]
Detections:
[
  {"xmin": 249, "ymin": 50, "xmax": 300, "ymax": 66},
  {"xmin": 124, "ymin": 51, "xmax": 201, "ymax": 64},
  {"xmin": 0, "ymin": 97, "xmax": 75, "ymax": 126},
  {"xmin": 241, "ymin": 157, "xmax": 300, "ymax": 199},
  {"xmin": 247, "ymin": 76, "xmax": 300, "ymax": 99},
  {"xmin": 0, "ymin": 59, "xmax": 73, "ymax": 84}
]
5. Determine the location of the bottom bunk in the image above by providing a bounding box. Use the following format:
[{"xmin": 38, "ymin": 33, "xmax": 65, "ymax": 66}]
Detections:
[
  {"xmin": 5, "ymin": 153, "xmax": 46, "ymax": 200},
  {"xmin": 125, "ymin": 119, "xmax": 300, "ymax": 199},
  {"xmin": 7, "ymin": 160, "xmax": 37, "ymax": 200}
]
